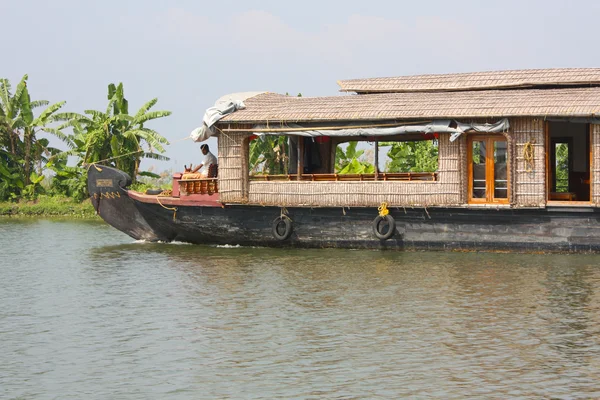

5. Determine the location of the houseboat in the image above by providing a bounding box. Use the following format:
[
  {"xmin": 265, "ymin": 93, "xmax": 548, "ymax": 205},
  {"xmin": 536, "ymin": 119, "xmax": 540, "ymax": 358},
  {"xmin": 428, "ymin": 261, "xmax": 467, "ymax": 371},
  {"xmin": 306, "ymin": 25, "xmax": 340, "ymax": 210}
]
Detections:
[{"xmin": 88, "ymin": 68, "xmax": 600, "ymax": 252}]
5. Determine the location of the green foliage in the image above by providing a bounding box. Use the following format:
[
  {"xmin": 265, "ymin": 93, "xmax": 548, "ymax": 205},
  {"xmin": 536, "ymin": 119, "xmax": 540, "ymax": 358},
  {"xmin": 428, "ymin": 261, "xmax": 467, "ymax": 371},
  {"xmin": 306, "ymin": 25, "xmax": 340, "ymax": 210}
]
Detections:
[
  {"xmin": 383, "ymin": 140, "xmax": 438, "ymax": 172},
  {"xmin": 249, "ymin": 136, "xmax": 289, "ymax": 175},
  {"xmin": 56, "ymin": 82, "xmax": 171, "ymax": 183},
  {"xmin": 21, "ymin": 171, "xmax": 46, "ymax": 200},
  {"xmin": 131, "ymin": 168, "xmax": 174, "ymax": 192},
  {"xmin": 338, "ymin": 157, "xmax": 375, "ymax": 174},
  {"xmin": 335, "ymin": 142, "xmax": 374, "ymax": 173},
  {"xmin": 1, "ymin": 75, "xmax": 172, "ymax": 204},
  {"xmin": 1, "ymin": 74, "xmax": 74, "ymax": 197},
  {"xmin": 555, "ymin": 143, "xmax": 569, "ymax": 192},
  {"xmin": 0, "ymin": 195, "xmax": 96, "ymax": 218},
  {"xmin": 46, "ymin": 156, "xmax": 88, "ymax": 202},
  {"xmin": 0, "ymin": 149, "xmax": 24, "ymax": 201}
]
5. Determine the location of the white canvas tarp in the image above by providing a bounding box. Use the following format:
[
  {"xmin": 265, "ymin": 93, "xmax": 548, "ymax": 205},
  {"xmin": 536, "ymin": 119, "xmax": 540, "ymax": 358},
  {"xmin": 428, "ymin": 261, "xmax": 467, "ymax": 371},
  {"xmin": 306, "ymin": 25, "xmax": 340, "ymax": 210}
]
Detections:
[
  {"xmin": 252, "ymin": 119, "xmax": 510, "ymax": 142},
  {"xmin": 190, "ymin": 92, "xmax": 509, "ymax": 143},
  {"xmin": 190, "ymin": 92, "xmax": 265, "ymax": 142}
]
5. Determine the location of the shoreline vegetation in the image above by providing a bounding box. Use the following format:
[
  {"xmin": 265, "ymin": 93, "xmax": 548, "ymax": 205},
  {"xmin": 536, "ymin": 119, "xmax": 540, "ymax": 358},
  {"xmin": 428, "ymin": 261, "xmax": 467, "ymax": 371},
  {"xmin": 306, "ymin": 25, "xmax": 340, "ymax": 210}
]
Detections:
[
  {"xmin": 0, "ymin": 195, "xmax": 97, "ymax": 218},
  {"xmin": 1, "ymin": 75, "xmax": 172, "ymax": 208}
]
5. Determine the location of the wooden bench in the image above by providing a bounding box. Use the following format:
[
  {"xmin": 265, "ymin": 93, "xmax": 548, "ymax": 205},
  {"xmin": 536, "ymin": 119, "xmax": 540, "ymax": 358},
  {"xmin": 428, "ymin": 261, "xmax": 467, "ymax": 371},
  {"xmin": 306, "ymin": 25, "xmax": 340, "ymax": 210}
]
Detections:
[{"xmin": 549, "ymin": 192, "xmax": 576, "ymax": 201}]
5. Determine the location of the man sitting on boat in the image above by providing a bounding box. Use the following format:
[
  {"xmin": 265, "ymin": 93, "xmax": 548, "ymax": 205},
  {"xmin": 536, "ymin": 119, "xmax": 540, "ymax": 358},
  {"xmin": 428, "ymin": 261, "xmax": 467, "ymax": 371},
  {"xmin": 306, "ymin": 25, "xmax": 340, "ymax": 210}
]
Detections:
[{"xmin": 185, "ymin": 144, "xmax": 218, "ymax": 178}]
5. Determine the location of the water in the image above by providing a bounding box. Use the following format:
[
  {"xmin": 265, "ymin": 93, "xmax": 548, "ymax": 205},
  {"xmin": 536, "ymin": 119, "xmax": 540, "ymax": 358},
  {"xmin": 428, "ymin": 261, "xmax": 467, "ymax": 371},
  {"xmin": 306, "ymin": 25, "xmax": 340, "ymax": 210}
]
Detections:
[{"xmin": 1, "ymin": 219, "xmax": 600, "ymax": 399}]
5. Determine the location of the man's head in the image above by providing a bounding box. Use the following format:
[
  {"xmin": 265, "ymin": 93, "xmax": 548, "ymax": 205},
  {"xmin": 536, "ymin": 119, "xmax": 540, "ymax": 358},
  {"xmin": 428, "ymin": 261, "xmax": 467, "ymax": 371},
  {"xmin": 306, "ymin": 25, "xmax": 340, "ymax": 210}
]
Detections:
[{"xmin": 200, "ymin": 144, "xmax": 209, "ymax": 155}]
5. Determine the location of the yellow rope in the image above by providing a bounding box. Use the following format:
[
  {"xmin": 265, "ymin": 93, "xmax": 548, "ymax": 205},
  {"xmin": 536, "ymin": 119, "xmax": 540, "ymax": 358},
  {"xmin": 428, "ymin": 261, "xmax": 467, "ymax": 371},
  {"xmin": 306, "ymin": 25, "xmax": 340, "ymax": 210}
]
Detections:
[
  {"xmin": 523, "ymin": 140, "xmax": 535, "ymax": 172},
  {"xmin": 92, "ymin": 191, "xmax": 121, "ymax": 199},
  {"xmin": 378, "ymin": 202, "xmax": 389, "ymax": 217},
  {"xmin": 280, "ymin": 206, "xmax": 292, "ymax": 221},
  {"xmin": 156, "ymin": 196, "xmax": 177, "ymax": 221}
]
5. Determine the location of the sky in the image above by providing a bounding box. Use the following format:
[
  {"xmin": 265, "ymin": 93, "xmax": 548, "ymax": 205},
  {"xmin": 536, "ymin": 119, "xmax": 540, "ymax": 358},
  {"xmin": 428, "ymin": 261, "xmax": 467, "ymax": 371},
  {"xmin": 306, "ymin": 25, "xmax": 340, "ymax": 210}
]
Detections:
[{"xmin": 3, "ymin": 0, "xmax": 600, "ymax": 172}]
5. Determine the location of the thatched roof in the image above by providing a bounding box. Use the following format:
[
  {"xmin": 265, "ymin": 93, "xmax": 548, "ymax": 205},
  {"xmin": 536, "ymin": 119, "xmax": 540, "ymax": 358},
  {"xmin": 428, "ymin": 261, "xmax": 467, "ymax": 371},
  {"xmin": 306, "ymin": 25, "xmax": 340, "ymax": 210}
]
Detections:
[
  {"xmin": 337, "ymin": 68, "xmax": 600, "ymax": 94},
  {"xmin": 218, "ymin": 87, "xmax": 600, "ymax": 124}
]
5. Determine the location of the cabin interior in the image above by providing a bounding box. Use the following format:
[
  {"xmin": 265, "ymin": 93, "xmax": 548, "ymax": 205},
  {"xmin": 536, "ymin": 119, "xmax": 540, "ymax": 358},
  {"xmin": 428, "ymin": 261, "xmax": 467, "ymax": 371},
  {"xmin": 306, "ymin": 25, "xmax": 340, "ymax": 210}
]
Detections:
[{"xmin": 547, "ymin": 121, "xmax": 590, "ymax": 203}]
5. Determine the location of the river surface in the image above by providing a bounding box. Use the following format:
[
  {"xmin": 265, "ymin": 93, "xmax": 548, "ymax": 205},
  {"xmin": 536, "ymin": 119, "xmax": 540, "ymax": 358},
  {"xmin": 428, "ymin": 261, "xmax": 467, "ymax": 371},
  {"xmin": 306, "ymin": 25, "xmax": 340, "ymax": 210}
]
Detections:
[{"xmin": 1, "ymin": 219, "xmax": 600, "ymax": 399}]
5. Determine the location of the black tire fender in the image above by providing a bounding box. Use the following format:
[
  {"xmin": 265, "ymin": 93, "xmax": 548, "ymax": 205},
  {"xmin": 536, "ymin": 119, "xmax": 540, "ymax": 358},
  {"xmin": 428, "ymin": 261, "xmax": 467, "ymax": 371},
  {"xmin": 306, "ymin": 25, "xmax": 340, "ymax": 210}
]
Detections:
[
  {"xmin": 373, "ymin": 214, "xmax": 396, "ymax": 240},
  {"xmin": 272, "ymin": 216, "xmax": 293, "ymax": 240}
]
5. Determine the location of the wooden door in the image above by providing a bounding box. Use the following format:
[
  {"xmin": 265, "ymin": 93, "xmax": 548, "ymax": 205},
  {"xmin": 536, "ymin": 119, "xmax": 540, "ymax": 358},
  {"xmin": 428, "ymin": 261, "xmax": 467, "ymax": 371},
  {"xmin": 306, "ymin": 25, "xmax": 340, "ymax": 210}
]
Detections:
[{"xmin": 468, "ymin": 135, "xmax": 509, "ymax": 204}]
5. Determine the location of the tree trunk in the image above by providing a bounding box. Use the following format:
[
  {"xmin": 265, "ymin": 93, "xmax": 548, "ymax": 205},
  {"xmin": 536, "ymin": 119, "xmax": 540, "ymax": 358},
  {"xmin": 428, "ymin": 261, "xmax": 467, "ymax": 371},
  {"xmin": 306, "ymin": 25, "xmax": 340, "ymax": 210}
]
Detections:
[
  {"xmin": 10, "ymin": 129, "xmax": 16, "ymax": 155},
  {"xmin": 24, "ymin": 130, "xmax": 31, "ymax": 186},
  {"xmin": 133, "ymin": 156, "xmax": 139, "ymax": 183}
]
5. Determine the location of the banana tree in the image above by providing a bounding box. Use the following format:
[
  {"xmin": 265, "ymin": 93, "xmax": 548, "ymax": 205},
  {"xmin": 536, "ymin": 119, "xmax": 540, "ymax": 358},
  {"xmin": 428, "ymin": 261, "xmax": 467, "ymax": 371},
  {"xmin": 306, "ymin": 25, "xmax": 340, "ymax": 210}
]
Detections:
[
  {"xmin": 249, "ymin": 135, "xmax": 289, "ymax": 175},
  {"xmin": 335, "ymin": 141, "xmax": 374, "ymax": 173},
  {"xmin": 0, "ymin": 75, "xmax": 28, "ymax": 157},
  {"xmin": 383, "ymin": 140, "xmax": 438, "ymax": 172},
  {"xmin": 58, "ymin": 83, "xmax": 171, "ymax": 182},
  {"xmin": 1, "ymin": 74, "xmax": 71, "ymax": 187}
]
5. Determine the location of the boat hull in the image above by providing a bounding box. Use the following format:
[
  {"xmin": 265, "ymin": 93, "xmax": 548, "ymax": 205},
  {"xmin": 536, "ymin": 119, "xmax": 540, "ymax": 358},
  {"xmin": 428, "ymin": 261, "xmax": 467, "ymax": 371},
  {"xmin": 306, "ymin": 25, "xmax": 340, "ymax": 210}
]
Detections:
[
  {"xmin": 88, "ymin": 165, "xmax": 600, "ymax": 252},
  {"xmin": 132, "ymin": 201, "xmax": 600, "ymax": 252}
]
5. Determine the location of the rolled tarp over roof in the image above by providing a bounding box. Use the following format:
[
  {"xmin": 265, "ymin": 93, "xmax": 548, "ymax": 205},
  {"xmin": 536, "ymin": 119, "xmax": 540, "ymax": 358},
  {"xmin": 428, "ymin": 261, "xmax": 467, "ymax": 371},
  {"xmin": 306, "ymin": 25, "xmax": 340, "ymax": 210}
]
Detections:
[
  {"xmin": 190, "ymin": 92, "xmax": 265, "ymax": 142},
  {"xmin": 250, "ymin": 119, "xmax": 509, "ymax": 142}
]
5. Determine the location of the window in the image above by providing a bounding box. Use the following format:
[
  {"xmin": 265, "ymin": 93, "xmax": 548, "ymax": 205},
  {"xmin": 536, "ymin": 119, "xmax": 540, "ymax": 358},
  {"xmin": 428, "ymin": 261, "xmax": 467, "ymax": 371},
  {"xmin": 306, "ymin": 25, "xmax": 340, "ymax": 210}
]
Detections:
[
  {"xmin": 468, "ymin": 135, "xmax": 508, "ymax": 203},
  {"xmin": 249, "ymin": 135, "xmax": 438, "ymax": 182},
  {"xmin": 248, "ymin": 135, "xmax": 289, "ymax": 175},
  {"xmin": 380, "ymin": 137, "xmax": 438, "ymax": 173}
]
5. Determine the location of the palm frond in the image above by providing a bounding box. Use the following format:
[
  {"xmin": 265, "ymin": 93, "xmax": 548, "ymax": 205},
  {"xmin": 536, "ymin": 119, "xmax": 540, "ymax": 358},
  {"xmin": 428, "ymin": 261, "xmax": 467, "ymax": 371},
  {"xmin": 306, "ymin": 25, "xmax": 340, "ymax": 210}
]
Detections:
[
  {"xmin": 142, "ymin": 152, "xmax": 169, "ymax": 161},
  {"xmin": 32, "ymin": 101, "xmax": 66, "ymax": 125},
  {"xmin": 18, "ymin": 85, "xmax": 34, "ymax": 124},
  {"xmin": 49, "ymin": 147, "xmax": 82, "ymax": 161},
  {"xmin": 114, "ymin": 114, "xmax": 134, "ymax": 122},
  {"xmin": 105, "ymin": 97, "xmax": 116, "ymax": 115},
  {"xmin": 134, "ymin": 98, "xmax": 158, "ymax": 120},
  {"xmin": 84, "ymin": 109, "xmax": 108, "ymax": 120},
  {"xmin": 29, "ymin": 100, "xmax": 50, "ymax": 109},
  {"xmin": 13, "ymin": 75, "xmax": 29, "ymax": 114},
  {"xmin": 135, "ymin": 110, "xmax": 171, "ymax": 125},
  {"xmin": 0, "ymin": 78, "xmax": 12, "ymax": 115},
  {"xmin": 139, "ymin": 127, "xmax": 169, "ymax": 144},
  {"xmin": 138, "ymin": 170, "xmax": 161, "ymax": 178},
  {"xmin": 53, "ymin": 112, "xmax": 89, "ymax": 123},
  {"xmin": 42, "ymin": 127, "xmax": 71, "ymax": 144},
  {"xmin": 126, "ymin": 128, "xmax": 167, "ymax": 152}
]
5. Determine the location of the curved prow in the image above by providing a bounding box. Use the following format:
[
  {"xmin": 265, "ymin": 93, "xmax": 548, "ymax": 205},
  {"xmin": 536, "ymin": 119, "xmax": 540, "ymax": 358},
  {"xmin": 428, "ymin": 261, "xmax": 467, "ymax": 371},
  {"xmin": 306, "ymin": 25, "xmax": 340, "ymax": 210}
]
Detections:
[{"xmin": 87, "ymin": 164, "xmax": 166, "ymax": 241}]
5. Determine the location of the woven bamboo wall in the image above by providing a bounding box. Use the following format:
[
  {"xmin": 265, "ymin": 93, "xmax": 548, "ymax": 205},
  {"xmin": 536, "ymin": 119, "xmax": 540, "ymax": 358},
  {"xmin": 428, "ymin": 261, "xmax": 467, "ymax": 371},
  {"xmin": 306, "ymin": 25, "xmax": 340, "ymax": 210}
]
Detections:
[
  {"xmin": 246, "ymin": 133, "xmax": 463, "ymax": 207},
  {"xmin": 511, "ymin": 118, "xmax": 546, "ymax": 207},
  {"xmin": 592, "ymin": 124, "xmax": 600, "ymax": 206},
  {"xmin": 218, "ymin": 132, "xmax": 248, "ymax": 202}
]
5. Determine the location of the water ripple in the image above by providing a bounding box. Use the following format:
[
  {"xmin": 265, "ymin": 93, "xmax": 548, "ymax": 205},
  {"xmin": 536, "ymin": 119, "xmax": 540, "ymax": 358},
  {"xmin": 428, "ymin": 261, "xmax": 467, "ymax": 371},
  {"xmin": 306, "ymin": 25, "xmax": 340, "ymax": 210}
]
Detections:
[{"xmin": 1, "ymin": 219, "xmax": 600, "ymax": 398}]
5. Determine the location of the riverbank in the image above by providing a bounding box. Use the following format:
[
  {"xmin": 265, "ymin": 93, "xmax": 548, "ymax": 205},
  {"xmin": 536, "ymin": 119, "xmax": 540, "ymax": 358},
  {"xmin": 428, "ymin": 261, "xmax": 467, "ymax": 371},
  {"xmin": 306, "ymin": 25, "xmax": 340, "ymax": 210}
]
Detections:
[{"xmin": 0, "ymin": 196, "xmax": 98, "ymax": 218}]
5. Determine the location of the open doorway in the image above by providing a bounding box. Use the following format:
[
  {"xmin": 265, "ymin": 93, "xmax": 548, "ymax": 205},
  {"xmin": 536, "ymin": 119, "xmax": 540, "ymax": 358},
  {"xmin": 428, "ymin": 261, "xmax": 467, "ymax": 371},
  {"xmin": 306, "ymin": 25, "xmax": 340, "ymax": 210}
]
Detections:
[{"xmin": 547, "ymin": 121, "xmax": 590, "ymax": 202}]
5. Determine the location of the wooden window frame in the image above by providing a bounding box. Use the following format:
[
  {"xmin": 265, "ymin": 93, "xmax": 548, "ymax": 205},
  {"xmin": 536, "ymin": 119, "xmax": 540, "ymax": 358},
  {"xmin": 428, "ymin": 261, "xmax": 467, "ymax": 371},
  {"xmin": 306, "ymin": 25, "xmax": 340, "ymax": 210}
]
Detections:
[{"xmin": 467, "ymin": 135, "xmax": 509, "ymax": 204}]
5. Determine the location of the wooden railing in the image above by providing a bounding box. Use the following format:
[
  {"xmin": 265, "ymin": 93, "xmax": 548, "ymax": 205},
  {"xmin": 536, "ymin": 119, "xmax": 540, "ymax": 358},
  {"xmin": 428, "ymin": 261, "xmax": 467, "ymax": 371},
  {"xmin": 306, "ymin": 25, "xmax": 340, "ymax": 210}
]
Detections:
[
  {"xmin": 178, "ymin": 178, "xmax": 219, "ymax": 195},
  {"xmin": 250, "ymin": 172, "xmax": 437, "ymax": 182}
]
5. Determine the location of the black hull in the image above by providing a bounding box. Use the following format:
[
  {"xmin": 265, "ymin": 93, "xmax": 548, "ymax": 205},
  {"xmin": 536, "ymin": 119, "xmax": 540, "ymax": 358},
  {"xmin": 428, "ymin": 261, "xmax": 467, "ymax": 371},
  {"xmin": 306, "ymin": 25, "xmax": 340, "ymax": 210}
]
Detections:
[
  {"xmin": 88, "ymin": 166, "xmax": 600, "ymax": 253},
  {"xmin": 88, "ymin": 165, "xmax": 169, "ymax": 241},
  {"xmin": 133, "ymin": 201, "xmax": 600, "ymax": 252}
]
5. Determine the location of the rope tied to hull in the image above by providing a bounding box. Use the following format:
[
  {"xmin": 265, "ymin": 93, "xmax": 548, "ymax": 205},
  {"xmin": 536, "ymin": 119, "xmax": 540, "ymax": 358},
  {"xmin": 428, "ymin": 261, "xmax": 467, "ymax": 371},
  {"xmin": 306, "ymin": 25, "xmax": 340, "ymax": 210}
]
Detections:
[
  {"xmin": 280, "ymin": 206, "xmax": 291, "ymax": 221},
  {"xmin": 523, "ymin": 140, "xmax": 535, "ymax": 173},
  {"xmin": 156, "ymin": 196, "xmax": 177, "ymax": 221}
]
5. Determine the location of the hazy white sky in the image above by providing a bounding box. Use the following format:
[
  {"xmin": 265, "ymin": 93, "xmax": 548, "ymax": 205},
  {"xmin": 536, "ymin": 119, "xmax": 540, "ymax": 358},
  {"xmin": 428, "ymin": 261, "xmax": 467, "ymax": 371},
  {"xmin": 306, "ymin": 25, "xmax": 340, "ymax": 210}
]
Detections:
[{"xmin": 3, "ymin": 0, "xmax": 599, "ymax": 171}]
